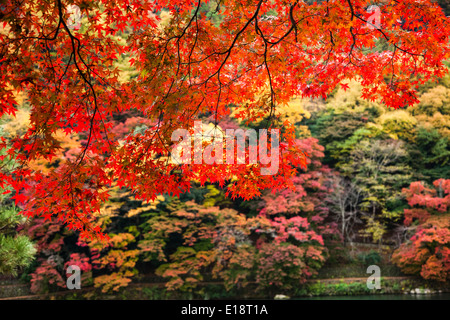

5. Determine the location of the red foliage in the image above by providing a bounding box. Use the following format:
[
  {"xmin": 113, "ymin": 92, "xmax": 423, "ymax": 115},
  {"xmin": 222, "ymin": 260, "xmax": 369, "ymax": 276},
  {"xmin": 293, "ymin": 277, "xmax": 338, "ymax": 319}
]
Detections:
[
  {"xmin": 1, "ymin": 0, "xmax": 449, "ymax": 238},
  {"xmin": 393, "ymin": 179, "xmax": 450, "ymax": 281},
  {"xmin": 392, "ymin": 219, "xmax": 450, "ymax": 281},
  {"xmin": 30, "ymin": 261, "xmax": 66, "ymax": 293},
  {"xmin": 403, "ymin": 179, "xmax": 450, "ymax": 225},
  {"xmin": 260, "ymin": 138, "xmax": 338, "ymax": 236}
]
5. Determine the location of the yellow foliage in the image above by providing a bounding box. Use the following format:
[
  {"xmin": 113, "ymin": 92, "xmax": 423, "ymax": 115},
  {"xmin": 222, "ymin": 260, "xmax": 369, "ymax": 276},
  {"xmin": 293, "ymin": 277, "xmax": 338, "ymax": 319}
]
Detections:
[
  {"xmin": 94, "ymin": 273, "xmax": 132, "ymax": 293},
  {"xmin": 1, "ymin": 108, "xmax": 30, "ymax": 138},
  {"xmin": 415, "ymin": 112, "xmax": 450, "ymax": 141},
  {"xmin": 158, "ymin": 11, "xmax": 173, "ymax": 29},
  {"xmin": 276, "ymin": 96, "xmax": 311, "ymax": 124},
  {"xmin": 13, "ymin": 90, "xmax": 28, "ymax": 107},
  {"xmin": 115, "ymin": 55, "xmax": 139, "ymax": 84},
  {"xmin": 126, "ymin": 194, "xmax": 165, "ymax": 217},
  {"xmin": 27, "ymin": 129, "xmax": 81, "ymax": 173},
  {"xmin": 326, "ymin": 80, "xmax": 384, "ymax": 114},
  {"xmin": 360, "ymin": 216, "xmax": 386, "ymax": 243},
  {"xmin": 413, "ymin": 85, "xmax": 450, "ymax": 116},
  {"xmin": 377, "ymin": 110, "xmax": 417, "ymax": 141}
]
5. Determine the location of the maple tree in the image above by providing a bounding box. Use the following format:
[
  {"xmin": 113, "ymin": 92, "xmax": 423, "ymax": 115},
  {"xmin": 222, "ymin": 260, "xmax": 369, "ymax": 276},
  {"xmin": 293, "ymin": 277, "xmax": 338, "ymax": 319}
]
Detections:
[
  {"xmin": 25, "ymin": 183, "xmax": 155, "ymax": 294},
  {"xmin": 400, "ymin": 178, "xmax": 450, "ymax": 226},
  {"xmin": 139, "ymin": 196, "xmax": 326, "ymax": 293},
  {"xmin": 1, "ymin": 0, "xmax": 449, "ymax": 239},
  {"xmin": 259, "ymin": 137, "xmax": 338, "ymax": 237},
  {"xmin": 392, "ymin": 179, "xmax": 450, "ymax": 281}
]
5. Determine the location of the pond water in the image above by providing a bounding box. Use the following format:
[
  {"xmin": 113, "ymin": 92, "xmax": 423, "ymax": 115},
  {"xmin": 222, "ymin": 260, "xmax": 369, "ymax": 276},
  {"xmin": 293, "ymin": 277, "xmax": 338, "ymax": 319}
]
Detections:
[{"xmin": 296, "ymin": 293, "xmax": 450, "ymax": 300}]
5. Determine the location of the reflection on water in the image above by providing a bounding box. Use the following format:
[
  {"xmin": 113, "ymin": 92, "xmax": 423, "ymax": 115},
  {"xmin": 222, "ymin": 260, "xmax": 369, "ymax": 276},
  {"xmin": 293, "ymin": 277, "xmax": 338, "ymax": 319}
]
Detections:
[{"xmin": 296, "ymin": 293, "xmax": 450, "ymax": 300}]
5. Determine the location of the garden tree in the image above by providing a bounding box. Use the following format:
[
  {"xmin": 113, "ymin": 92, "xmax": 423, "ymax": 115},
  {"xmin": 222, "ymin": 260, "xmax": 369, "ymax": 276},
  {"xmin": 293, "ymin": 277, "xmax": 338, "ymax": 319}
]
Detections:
[
  {"xmin": 0, "ymin": 0, "xmax": 449, "ymax": 239},
  {"xmin": 305, "ymin": 81, "xmax": 388, "ymax": 165},
  {"xmin": 392, "ymin": 179, "xmax": 450, "ymax": 282},
  {"xmin": 377, "ymin": 110, "xmax": 417, "ymax": 142},
  {"xmin": 302, "ymin": 74, "xmax": 450, "ymax": 244},
  {"xmin": 326, "ymin": 175, "xmax": 362, "ymax": 246},
  {"xmin": 400, "ymin": 179, "xmax": 450, "ymax": 227},
  {"xmin": 415, "ymin": 111, "xmax": 450, "ymax": 144},
  {"xmin": 26, "ymin": 215, "xmax": 80, "ymax": 293},
  {"xmin": 139, "ymin": 199, "xmax": 258, "ymax": 291},
  {"xmin": 409, "ymin": 125, "xmax": 450, "ymax": 182},
  {"xmin": 82, "ymin": 233, "xmax": 140, "ymax": 293},
  {"xmin": 0, "ymin": 204, "xmax": 36, "ymax": 276},
  {"xmin": 309, "ymin": 110, "xmax": 371, "ymax": 162},
  {"xmin": 406, "ymin": 79, "xmax": 450, "ymax": 181},
  {"xmin": 340, "ymin": 139, "xmax": 412, "ymax": 242},
  {"xmin": 19, "ymin": 108, "xmax": 166, "ymax": 293},
  {"xmin": 327, "ymin": 124, "xmax": 387, "ymax": 169},
  {"xmin": 412, "ymin": 76, "xmax": 450, "ymax": 141},
  {"xmin": 138, "ymin": 197, "xmax": 327, "ymax": 292},
  {"xmin": 26, "ymin": 182, "xmax": 164, "ymax": 294},
  {"xmin": 412, "ymin": 85, "xmax": 450, "ymax": 117},
  {"xmin": 259, "ymin": 137, "xmax": 338, "ymax": 237}
]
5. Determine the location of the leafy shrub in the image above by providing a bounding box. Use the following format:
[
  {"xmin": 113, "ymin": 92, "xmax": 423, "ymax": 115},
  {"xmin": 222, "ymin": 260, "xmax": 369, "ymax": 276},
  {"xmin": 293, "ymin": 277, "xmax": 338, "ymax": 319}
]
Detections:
[{"xmin": 357, "ymin": 250, "xmax": 382, "ymax": 266}]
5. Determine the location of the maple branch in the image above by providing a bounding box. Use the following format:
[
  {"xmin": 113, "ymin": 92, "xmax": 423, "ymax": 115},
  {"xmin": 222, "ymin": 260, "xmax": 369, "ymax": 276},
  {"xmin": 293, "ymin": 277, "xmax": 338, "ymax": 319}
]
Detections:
[
  {"xmin": 53, "ymin": 0, "xmax": 106, "ymax": 166},
  {"xmin": 201, "ymin": 0, "xmax": 264, "ymax": 86},
  {"xmin": 346, "ymin": 0, "xmax": 424, "ymax": 58}
]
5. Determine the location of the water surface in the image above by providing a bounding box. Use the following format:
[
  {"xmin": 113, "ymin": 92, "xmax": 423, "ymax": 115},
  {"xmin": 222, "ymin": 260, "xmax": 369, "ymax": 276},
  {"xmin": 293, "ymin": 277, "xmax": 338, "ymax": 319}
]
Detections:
[{"xmin": 296, "ymin": 293, "xmax": 450, "ymax": 300}]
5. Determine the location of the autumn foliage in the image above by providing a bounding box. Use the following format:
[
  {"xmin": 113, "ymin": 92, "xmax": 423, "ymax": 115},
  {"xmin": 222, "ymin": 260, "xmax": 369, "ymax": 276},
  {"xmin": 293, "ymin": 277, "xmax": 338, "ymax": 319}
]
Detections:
[
  {"xmin": 1, "ymin": 0, "xmax": 450, "ymax": 298},
  {"xmin": 1, "ymin": 0, "xmax": 449, "ymax": 240},
  {"xmin": 392, "ymin": 179, "xmax": 450, "ymax": 282},
  {"xmin": 22, "ymin": 137, "xmax": 333, "ymax": 294}
]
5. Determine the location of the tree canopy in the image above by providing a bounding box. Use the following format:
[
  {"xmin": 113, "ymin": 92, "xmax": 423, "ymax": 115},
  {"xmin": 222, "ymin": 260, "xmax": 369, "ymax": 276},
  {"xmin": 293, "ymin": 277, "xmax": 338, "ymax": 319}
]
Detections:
[{"xmin": 1, "ymin": 0, "xmax": 449, "ymax": 239}]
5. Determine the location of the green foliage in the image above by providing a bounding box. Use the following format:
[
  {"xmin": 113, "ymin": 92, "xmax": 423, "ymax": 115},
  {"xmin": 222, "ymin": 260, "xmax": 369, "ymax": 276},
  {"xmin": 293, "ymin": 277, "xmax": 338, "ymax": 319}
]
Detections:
[
  {"xmin": 377, "ymin": 110, "xmax": 417, "ymax": 142},
  {"xmin": 327, "ymin": 125, "xmax": 386, "ymax": 167},
  {"xmin": 409, "ymin": 126, "xmax": 450, "ymax": 181},
  {"xmin": 308, "ymin": 111, "xmax": 369, "ymax": 162},
  {"xmin": 356, "ymin": 250, "xmax": 382, "ymax": 266},
  {"xmin": 202, "ymin": 185, "xmax": 233, "ymax": 208},
  {"xmin": 301, "ymin": 68, "xmax": 450, "ymax": 246},
  {"xmin": 296, "ymin": 281, "xmax": 372, "ymax": 297},
  {"xmin": 339, "ymin": 139, "xmax": 412, "ymax": 240},
  {"xmin": 0, "ymin": 204, "xmax": 36, "ymax": 277},
  {"xmin": 0, "ymin": 233, "xmax": 36, "ymax": 277},
  {"xmin": 412, "ymin": 85, "xmax": 450, "ymax": 116},
  {"xmin": 295, "ymin": 278, "xmax": 425, "ymax": 297}
]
